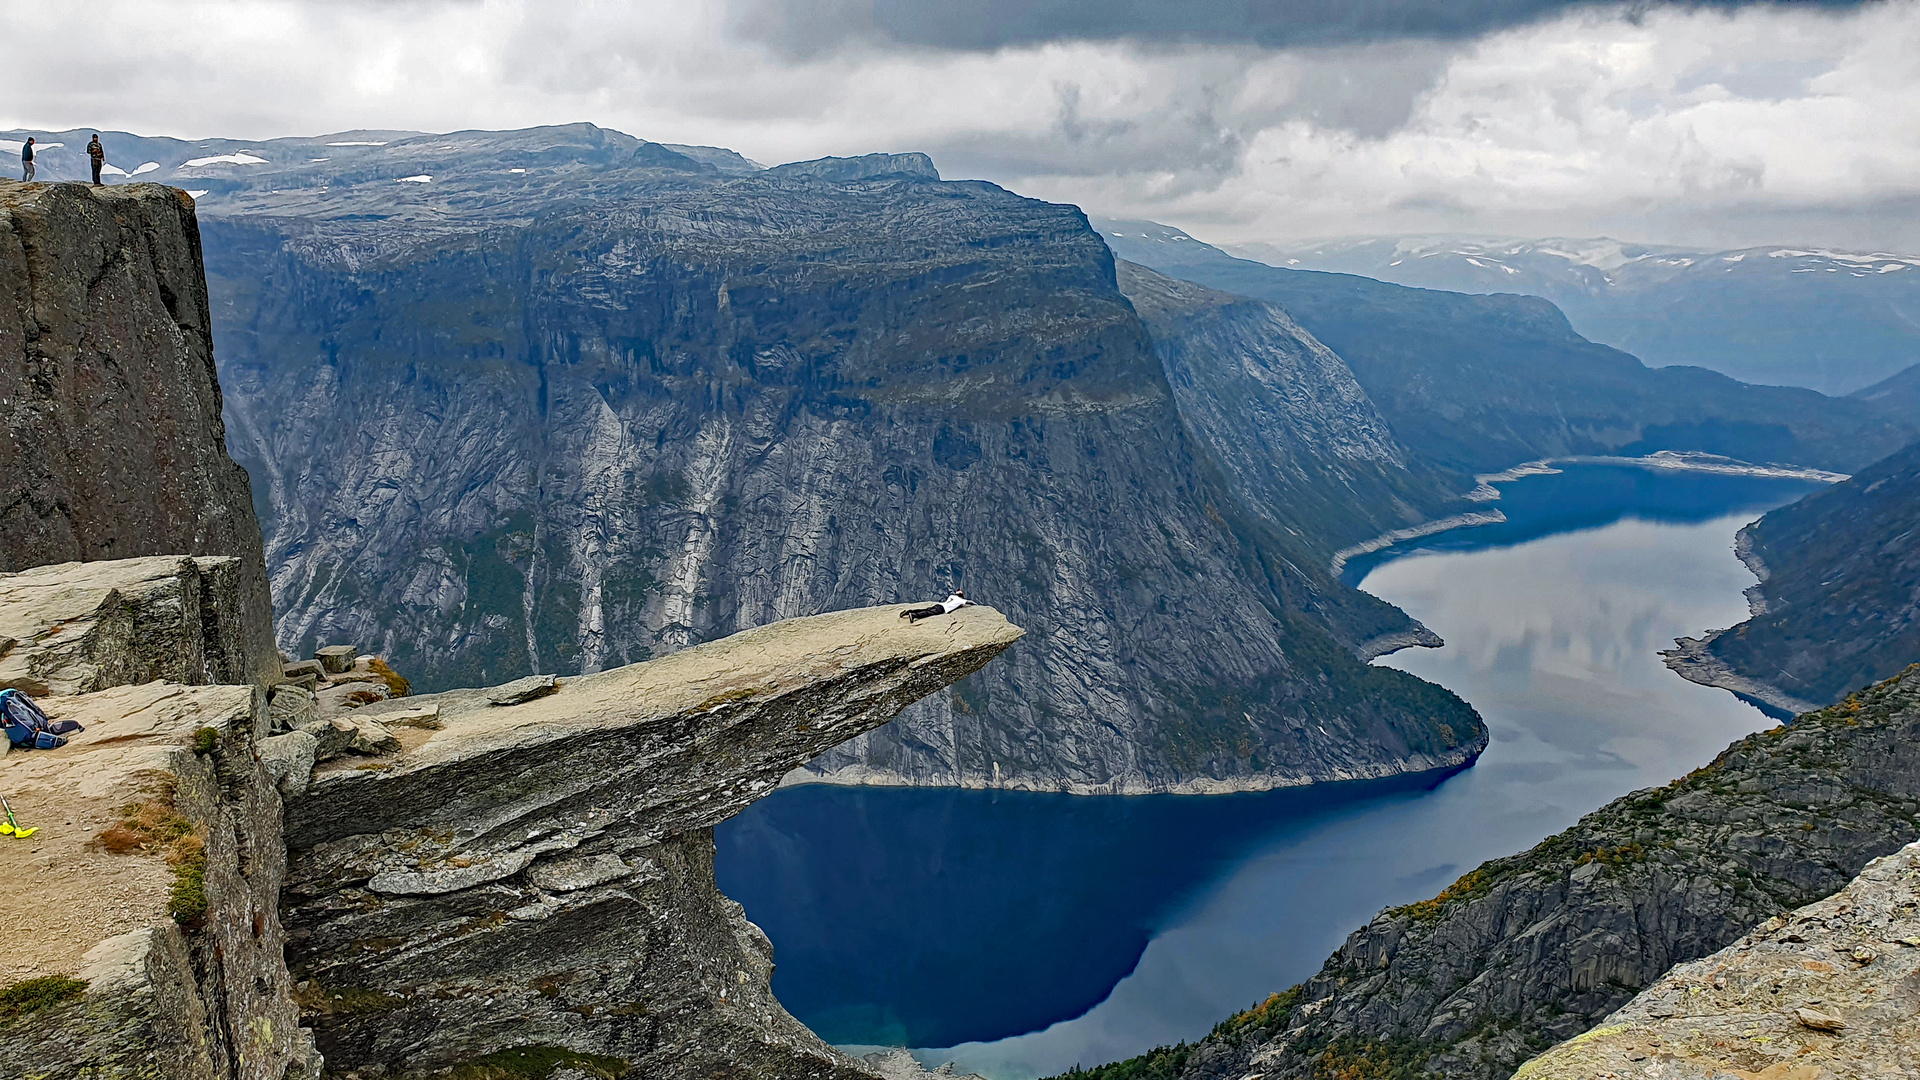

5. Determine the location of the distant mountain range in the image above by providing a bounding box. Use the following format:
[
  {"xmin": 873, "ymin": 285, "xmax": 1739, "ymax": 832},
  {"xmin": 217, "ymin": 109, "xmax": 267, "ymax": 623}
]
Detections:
[
  {"xmin": 1098, "ymin": 220, "xmax": 1916, "ymax": 477},
  {"xmin": 1231, "ymin": 234, "xmax": 1920, "ymax": 395}
]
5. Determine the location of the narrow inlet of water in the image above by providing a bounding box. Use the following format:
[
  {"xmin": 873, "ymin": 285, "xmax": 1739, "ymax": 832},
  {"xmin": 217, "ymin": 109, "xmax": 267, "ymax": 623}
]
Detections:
[{"xmin": 714, "ymin": 464, "xmax": 1826, "ymax": 1079}]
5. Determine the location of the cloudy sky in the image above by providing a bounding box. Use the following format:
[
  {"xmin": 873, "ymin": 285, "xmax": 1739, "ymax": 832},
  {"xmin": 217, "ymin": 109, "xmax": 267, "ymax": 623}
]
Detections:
[{"xmin": 6, "ymin": 0, "xmax": 1919, "ymax": 250}]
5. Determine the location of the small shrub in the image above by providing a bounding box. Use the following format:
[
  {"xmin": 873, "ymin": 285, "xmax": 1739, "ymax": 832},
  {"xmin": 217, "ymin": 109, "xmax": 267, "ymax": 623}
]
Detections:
[
  {"xmin": 0, "ymin": 976, "xmax": 87, "ymax": 1019},
  {"xmin": 192, "ymin": 727, "xmax": 219, "ymax": 755},
  {"xmin": 368, "ymin": 657, "xmax": 411, "ymax": 697}
]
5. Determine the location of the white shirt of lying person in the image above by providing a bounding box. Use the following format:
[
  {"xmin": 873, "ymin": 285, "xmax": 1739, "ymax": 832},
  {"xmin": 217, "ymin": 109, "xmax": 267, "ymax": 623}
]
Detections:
[{"xmin": 939, "ymin": 593, "xmax": 973, "ymax": 614}]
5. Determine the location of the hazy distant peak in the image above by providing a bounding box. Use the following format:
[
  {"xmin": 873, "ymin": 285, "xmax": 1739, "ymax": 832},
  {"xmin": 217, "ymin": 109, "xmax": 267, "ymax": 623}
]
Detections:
[{"xmin": 767, "ymin": 152, "xmax": 939, "ymax": 182}]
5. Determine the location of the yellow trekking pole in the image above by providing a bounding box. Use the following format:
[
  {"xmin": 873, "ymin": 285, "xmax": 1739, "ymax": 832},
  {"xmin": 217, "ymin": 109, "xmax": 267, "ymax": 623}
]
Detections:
[{"xmin": 0, "ymin": 794, "xmax": 36, "ymax": 838}]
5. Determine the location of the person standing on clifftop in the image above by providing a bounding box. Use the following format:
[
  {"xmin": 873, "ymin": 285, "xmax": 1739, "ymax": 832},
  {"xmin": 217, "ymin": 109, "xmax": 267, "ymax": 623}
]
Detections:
[
  {"xmin": 19, "ymin": 138, "xmax": 34, "ymax": 182},
  {"xmin": 87, "ymin": 135, "xmax": 104, "ymax": 185}
]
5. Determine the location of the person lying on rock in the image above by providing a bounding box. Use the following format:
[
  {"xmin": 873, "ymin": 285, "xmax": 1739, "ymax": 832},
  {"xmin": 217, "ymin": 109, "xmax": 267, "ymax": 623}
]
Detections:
[{"xmin": 900, "ymin": 590, "xmax": 973, "ymax": 624}]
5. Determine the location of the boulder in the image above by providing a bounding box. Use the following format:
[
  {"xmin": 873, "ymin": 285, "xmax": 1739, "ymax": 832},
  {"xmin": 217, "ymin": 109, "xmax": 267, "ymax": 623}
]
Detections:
[
  {"xmin": 313, "ymin": 646, "xmax": 358, "ymax": 674},
  {"xmin": 345, "ymin": 720, "xmax": 400, "ymax": 757},
  {"xmin": 267, "ymin": 687, "xmax": 317, "ymax": 733},
  {"xmin": 486, "ymin": 673, "xmax": 557, "ymax": 706},
  {"xmin": 282, "ymin": 659, "xmax": 324, "ymax": 681},
  {"xmin": 299, "ymin": 717, "xmax": 357, "ymax": 763},
  {"xmin": 260, "ymin": 730, "xmax": 319, "ymax": 795}
]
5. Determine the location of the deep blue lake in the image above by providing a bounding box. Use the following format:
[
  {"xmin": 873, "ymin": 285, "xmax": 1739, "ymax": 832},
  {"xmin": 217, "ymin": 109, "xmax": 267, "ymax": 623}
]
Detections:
[{"xmin": 714, "ymin": 462, "xmax": 1829, "ymax": 1078}]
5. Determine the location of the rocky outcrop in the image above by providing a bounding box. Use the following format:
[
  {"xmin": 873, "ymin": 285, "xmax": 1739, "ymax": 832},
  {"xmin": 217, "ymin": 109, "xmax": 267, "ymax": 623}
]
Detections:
[
  {"xmin": 1514, "ymin": 839, "xmax": 1920, "ymax": 1080},
  {"xmin": 1, "ymin": 555, "xmax": 1027, "ymax": 1080},
  {"xmin": 0, "ymin": 554, "xmax": 255, "ymax": 695},
  {"xmin": 0, "ymin": 674, "xmax": 313, "ymax": 1080},
  {"xmin": 195, "ymin": 125, "xmax": 1484, "ymax": 795},
  {"xmin": 1668, "ymin": 439, "xmax": 1920, "ymax": 712},
  {"xmin": 1067, "ymin": 664, "xmax": 1920, "ymax": 1080},
  {"xmin": 0, "ymin": 182, "xmax": 279, "ymax": 685},
  {"xmin": 276, "ymin": 604, "xmax": 1022, "ymax": 1078}
]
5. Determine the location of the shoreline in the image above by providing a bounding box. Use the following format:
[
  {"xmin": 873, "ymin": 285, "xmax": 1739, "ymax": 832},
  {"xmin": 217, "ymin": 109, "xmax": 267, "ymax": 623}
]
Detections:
[
  {"xmin": 1331, "ymin": 450, "xmax": 1847, "ymax": 576},
  {"xmin": 782, "ymin": 732, "xmax": 1488, "ymax": 797}
]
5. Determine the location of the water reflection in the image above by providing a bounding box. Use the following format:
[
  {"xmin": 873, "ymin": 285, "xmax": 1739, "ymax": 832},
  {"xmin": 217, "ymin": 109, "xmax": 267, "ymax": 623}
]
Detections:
[{"xmin": 715, "ymin": 466, "xmax": 1824, "ymax": 1079}]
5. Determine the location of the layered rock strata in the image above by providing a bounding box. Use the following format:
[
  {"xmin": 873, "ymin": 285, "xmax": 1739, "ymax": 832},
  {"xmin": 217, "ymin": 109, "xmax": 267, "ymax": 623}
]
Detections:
[
  {"xmin": 0, "ymin": 182, "xmax": 279, "ymax": 685},
  {"xmin": 1514, "ymin": 839, "xmax": 1920, "ymax": 1080},
  {"xmin": 1070, "ymin": 664, "xmax": 1920, "ymax": 1080},
  {"xmin": 0, "ymin": 554, "xmax": 254, "ymax": 696},
  {"xmin": 276, "ymin": 604, "xmax": 1023, "ymax": 1078}
]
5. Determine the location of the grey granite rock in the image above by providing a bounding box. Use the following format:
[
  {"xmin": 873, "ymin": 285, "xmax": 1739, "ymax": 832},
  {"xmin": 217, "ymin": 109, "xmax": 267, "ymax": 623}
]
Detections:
[
  {"xmin": 261, "ymin": 729, "xmax": 319, "ymax": 796},
  {"xmin": 1514, "ymin": 840, "xmax": 1920, "ymax": 1080},
  {"xmin": 0, "ymin": 183, "xmax": 280, "ymax": 686},
  {"xmin": 486, "ymin": 673, "xmax": 557, "ymax": 706},
  {"xmin": 281, "ymin": 603, "xmax": 1023, "ymax": 1079},
  {"xmin": 314, "ymin": 645, "xmax": 357, "ymax": 674},
  {"xmin": 0, "ymin": 555, "xmax": 254, "ymax": 698}
]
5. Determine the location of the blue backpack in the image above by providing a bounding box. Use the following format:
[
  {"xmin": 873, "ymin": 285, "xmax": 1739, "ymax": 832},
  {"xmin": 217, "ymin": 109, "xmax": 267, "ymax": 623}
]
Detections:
[{"xmin": 0, "ymin": 689, "xmax": 82, "ymax": 750}]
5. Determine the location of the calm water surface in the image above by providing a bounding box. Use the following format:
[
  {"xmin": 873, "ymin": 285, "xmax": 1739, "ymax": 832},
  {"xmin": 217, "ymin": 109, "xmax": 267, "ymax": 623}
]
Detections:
[{"xmin": 714, "ymin": 465, "xmax": 1826, "ymax": 1079}]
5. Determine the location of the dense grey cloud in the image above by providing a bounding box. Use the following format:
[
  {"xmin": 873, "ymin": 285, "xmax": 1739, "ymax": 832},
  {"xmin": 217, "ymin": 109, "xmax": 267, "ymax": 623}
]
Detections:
[
  {"xmin": 733, "ymin": 0, "xmax": 1878, "ymax": 53},
  {"xmin": 1, "ymin": 0, "xmax": 1917, "ymax": 250}
]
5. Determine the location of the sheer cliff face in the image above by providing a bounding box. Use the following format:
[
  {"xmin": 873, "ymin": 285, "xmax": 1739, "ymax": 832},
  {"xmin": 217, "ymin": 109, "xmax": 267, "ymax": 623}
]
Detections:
[
  {"xmin": 1074, "ymin": 666, "xmax": 1920, "ymax": 1080},
  {"xmin": 0, "ymin": 183, "xmax": 278, "ymax": 683},
  {"xmin": 203, "ymin": 148, "xmax": 1484, "ymax": 794}
]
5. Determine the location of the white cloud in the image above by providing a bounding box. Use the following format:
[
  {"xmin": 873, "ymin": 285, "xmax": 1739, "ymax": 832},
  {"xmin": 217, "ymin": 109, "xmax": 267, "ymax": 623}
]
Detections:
[{"xmin": 0, "ymin": 0, "xmax": 1916, "ymax": 249}]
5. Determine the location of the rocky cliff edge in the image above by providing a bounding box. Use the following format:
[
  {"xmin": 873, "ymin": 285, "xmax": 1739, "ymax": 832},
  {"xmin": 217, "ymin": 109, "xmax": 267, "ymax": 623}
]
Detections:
[{"xmin": 0, "ymin": 558, "xmax": 1020, "ymax": 1080}]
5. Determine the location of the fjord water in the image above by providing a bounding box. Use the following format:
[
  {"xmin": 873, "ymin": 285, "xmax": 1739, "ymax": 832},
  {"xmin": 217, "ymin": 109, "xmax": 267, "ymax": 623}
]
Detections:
[{"xmin": 713, "ymin": 464, "xmax": 1827, "ymax": 1079}]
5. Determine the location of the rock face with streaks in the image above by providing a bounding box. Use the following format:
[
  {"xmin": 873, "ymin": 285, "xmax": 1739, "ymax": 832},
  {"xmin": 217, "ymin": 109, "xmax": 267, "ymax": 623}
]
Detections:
[
  {"xmin": 276, "ymin": 604, "xmax": 1024, "ymax": 1078},
  {"xmin": 195, "ymin": 124, "xmax": 1485, "ymax": 795},
  {"xmin": 0, "ymin": 182, "xmax": 279, "ymax": 685},
  {"xmin": 1513, "ymin": 839, "xmax": 1920, "ymax": 1080},
  {"xmin": 1067, "ymin": 664, "xmax": 1920, "ymax": 1080}
]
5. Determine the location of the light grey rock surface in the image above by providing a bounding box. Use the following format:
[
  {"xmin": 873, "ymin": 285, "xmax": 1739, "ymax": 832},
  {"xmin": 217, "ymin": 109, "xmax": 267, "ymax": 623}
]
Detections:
[
  {"xmin": 0, "ymin": 182, "xmax": 279, "ymax": 686},
  {"xmin": 1513, "ymin": 840, "xmax": 1920, "ymax": 1080},
  {"xmin": 0, "ymin": 555, "xmax": 253, "ymax": 696},
  {"xmin": 314, "ymin": 645, "xmax": 357, "ymax": 673},
  {"xmin": 0, "ymin": 677, "xmax": 311, "ymax": 1080},
  {"xmin": 279, "ymin": 603, "xmax": 1024, "ymax": 1079}
]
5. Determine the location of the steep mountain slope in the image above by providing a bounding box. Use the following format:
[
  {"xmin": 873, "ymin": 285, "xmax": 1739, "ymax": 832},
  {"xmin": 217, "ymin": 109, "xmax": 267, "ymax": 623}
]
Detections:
[
  {"xmin": 1062, "ymin": 664, "xmax": 1920, "ymax": 1080},
  {"xmin": 1114, "ymin": 261, "xmax": 1457, "ymax": 653},
  {"xmin": 1235, "ymin": 234, "xmax": 1920, "ymax": 394},
  {"xmin": 1101, "ymin": 221, "xmax": 1917, "ymax": 476},
  {"xmin": 1851, "ymin": 361, "xmax": 1920, "ymax": 417},
  {"xmin": 1668, "ymin": 439, "xmax": 1920, "ymax": 712},
  {"xmin": 191, "ymin": 124, "xmax": 1484, "ymax": 795}
]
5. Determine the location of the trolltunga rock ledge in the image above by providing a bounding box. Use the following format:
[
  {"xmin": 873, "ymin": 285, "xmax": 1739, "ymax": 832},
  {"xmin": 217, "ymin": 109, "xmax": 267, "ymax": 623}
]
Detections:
[{"xmin": 276, "ymin": 603, "xmax": 1023, "ymax": 1079}]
